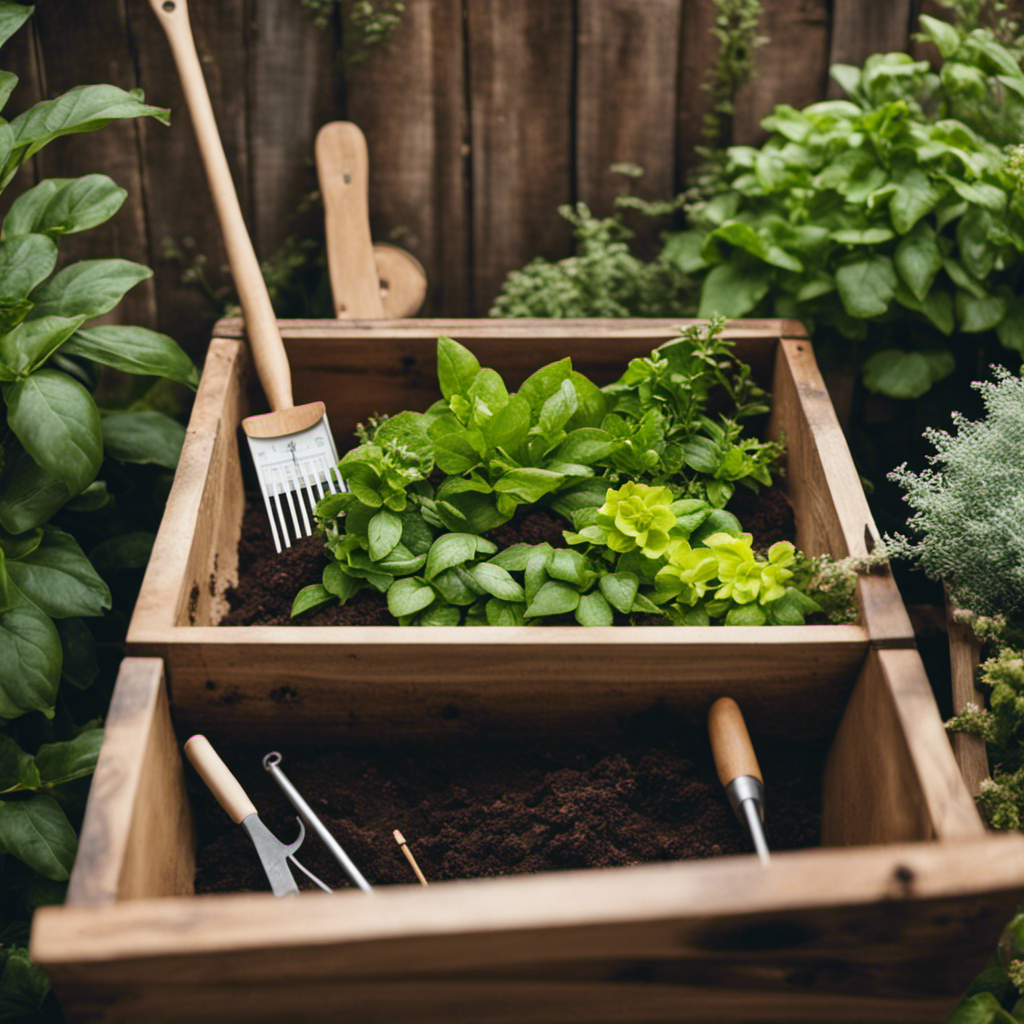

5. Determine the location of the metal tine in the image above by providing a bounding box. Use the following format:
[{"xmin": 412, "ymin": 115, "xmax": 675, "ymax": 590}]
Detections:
[
  {"xmin": 281, "ymin": 471, "xmax": 305, "ymax": 541},
  {"xmin": 286, "ymin": 464, "xmax": 313, "ymax": 537},
  {"xmin": 270, "ymin": 471, "xmax": 292, "ymax": 550},
  {"xmin": 300, "ymin": 459, "xmax": 321, "ymax": 514},
  {"xmin": 287, "ymin": 854, "xmax": 332, "ymax": 894},
  {"xmin": 262, "ymin": 481, "xmax": 284, "ymax": 554}
]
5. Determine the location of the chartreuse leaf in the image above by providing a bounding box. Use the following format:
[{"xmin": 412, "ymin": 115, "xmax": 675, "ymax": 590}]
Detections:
[
  {"xmin": 61, "ymin": 325, "xmax": 198, "ymax": 389},
  {"xmin": 919, "ymin": 14, "xmax": 961, "ymax": 58},
  {"xmin": 3, "ymin": 174, "xmax": 127, "ymax": 238},
  {"xmin": 0, "ymin": 794, "xmax": 76, "ymax": 880},
  {"xmin": 5, "ymin": 369, "xmax": 102, "ymax": 492},
  {"xmin": 436, "ymin": 336, "xmax": 480, "ymax": 401},
  {"xmin": 35, "ymin": 728, "xmax": 103, "ymax": 786},
  {"xmin": 28, "ymin": 258, "xmax": 152, "ymax": 319},
  {"xmin": 101, "ymin": 410, "xmax": 185, "ymax": 468},
  {"xmin": 5, "ymin": 526, "xmax": 111, "ymax": 618},
  {"xmin": 0, "ymin": 605, "xmax": 61, "ymax": 718}
]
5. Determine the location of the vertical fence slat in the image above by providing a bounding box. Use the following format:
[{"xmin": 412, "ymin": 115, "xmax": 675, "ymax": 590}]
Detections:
[
  {"xmin": 249, "ymin": 0, "xmax": 337, "ymax": 257},
  {"xmin": 467, "ymin": 0, "xmax": 575, "ymax": 315},
  {"xmin": 128, "ymin": 0, "xmax": 250, "ymax": 357},
  {"xmin": 576, "ymin": 0, "xmax": 683, "ymax": 215},
  {"xmin": 732, "ymin": 0, "xmax": 830, "ymax": 146},
  {"xmin": 676, "ymin": 0, "xmax": 719, "ymax": 186},
  {"xmin": 23, "ymin": 0, "xmax": 156, "ymax": 330},
  {"xmin": 344, "ymin": 0, "xmax": 469, "ymax": 317},
  {"xmin": 828, "ymin": 0, "xmax": 913, "ymax": 96}
]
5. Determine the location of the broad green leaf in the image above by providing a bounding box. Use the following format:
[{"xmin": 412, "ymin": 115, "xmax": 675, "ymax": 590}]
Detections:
[
  {"xmin": 386, "ymin": 577, "xmax": 436, "ymax": 617},
  {"xmin": 6, "ymin": 85, "xmax": 170, "ymax": 184},
  {"xmin": 567, "ymin": 371, "xmax": 607, "ymax": 429},
  {"xmin": 0, "ymin": 234, "xmax": 57, "ymax": 302},
  {"xmin": 488, "ymin": 543, "xmax": 542, "ymax": 573},
  {"xmin": 725, "ymin": 603, "xmax": 767, "ymax": 625},
  {"xmin": 707, "ymin": 221, "xmax": 802, "ymax": 270},
  {"xmin": 55, "ymin": 617, "xmax": 98, "ymax": 689},
  {"xmin": 941, "ymin": 174, "xmax": 1006, "ymax": 213},
  {"xmin": 0, "ymin": 605, "xmax": 61, "ymax": 718},
  {"xmin": 0, "ymin": 315, "xmax": 84, "ymax": 378},
  {"xmin": 894, "ymin": 222, "xmax": 943, "ymax": 302},
  {"xmin": 62, "ymin": 324, "xmax": 198, "ymax": 389},
  {"xmin": 835, "ymin": 256, "xmax": 897, "ymax": 318},
  {"xmin": 88, "ymin": 531, "xmax": 154, "ymax": 580},
  {"xmin": 0, "ymin": 447, "xmax": 72, "ymax": 534},
  {"xmin": 889, "ymin": 168, "xmax": 946, "ymax": 234},
  {"xmin": 28, "ymin": 258, "xmax": 152, "ymax": 320},
  {"xmin": 436, "ymin": 336, "xmax": 480, "ymax": 401},
  {"xmin": 537, "ymin": 379, "xmax": 577, "ymax": 437},
  {"xmin": 467, "ymin": 367, "xmax": 509, "ymax": 414},
  {"xmin": 575, "ymin": 590, "xmax": 613, "ymax": 626},
  {"xmin": 0, "ymin": 944, "xmax": 54, "ymax": 1021},
  {"xmin": 829, "ymin": 63, "xmax": 861, "ymax": 96},
  {"xmin": 956, "ymin": 290, "xmax": 1008, "ymax": 333},
  {"xmin": 957, "ymin": 207, "xmax": 996, "ymax": 281},
  {"xmin": 3, "ymin": 174, "xmax": 127, "ymax": 238},
  {"xmin": 862, "ymin": 349, "xmax": 934, "ymax": 399},
  {"xmin": 944, "ymin": 258, "xmax": 987, "ymax": 298},
  {"xmin": 922, "ymin": 350, "xmax": 955, "ymax": 385},
  {"xmin": 5, "ymin": 369, "xmax": 102, "ymax": 492},
  {"xmin": 946, "ymin": 991, "xmax": 1019, "ymax": 1024},
  {"xmin": 553, "ymin": 427, "xmax": 617, "ymax": 464},
  {"xmin": 523, "ymin": 580, "xmax": 580, "ymax": 619},
  {"xmin": 101, "ymin": 410, "xmax": 185, "ymax": 469},
  {"xmin": 918, "ymin": 14, "xmax": 961, "ymax": 58},
  {"xmin": 997, "ymin": 296, "xmax": 1024, "ymax": 353},
  {"xmin": 895, "ymin": 285, "xmax": 954, "ymax": 335},
  {"xmin": 425, "ymin": 533, "xmax": 480, "ymax": 580},
  {"xmin": 524, "ymin": 547, "xmax": 553, "ymax": 603},
  {"xmin": 0, "ymin": 794, "xmax": 76, "ymax": 879},
  {"xmin": 0, "ymin": 528, "xmax": 41, "ymax": 562},
  {"xmin": 830, "ymin": 227, "xmax": 895, "ymax": 246},
  {"xmin": 0, "ymin": 734, "xmax": 39, "ymax": 794},
  {"xmin": 546, "ymin": 549, "xmax": 591, "ymax": 587},
  {"xmin": 431, "ymin": 566, "xmax": 479, "ymax": 606},
  {"xmin": 35, "ymin": 728, "xmax": 103, "ymax": 786},
  {"xmin": 516, "ymin": 358, "xmax": 573, "ymax": 413},
  {"xmin": 698, "ymin": 262, "xmax": 771, "ymax": 318},
  {"xmin": 0, "ymin": 3, "xmax": 32, "ymax": 51},
  {"xmin": 484, "ymin": 598, "xmax": 525, "ymax": 626},
  {"xmin": 419, "ymin": 602, "xmax": 461, "ymax": 626},
  {"xmin": 322, "ymin": 564, "xmax": 362, "ymax": 604},
  {"xmin": 6, "ymin": 526, "xmax": 110, "ymax": 619},
  {"xmin": 599, "ymin": 572, "xmax": 639, "ymax": 614},
  {"xmin": 367, "ymin": 509, "xmax": 402, "ymax": 561},
  {"xmin": 432, "ymin": 430, "xmax": 485, "ymax": 475},
  {"xmin": 466, "ymin": 562, "xmax": 524, "ymax": 602},
  {"xmin": 482, "ymin": 393, "xmax": 530, "ymax": 451},
  {"xmin": 493, "ymin": 467, "xmax": 563, "ymax": 503},
  {"xmin": 661, "ymin": 230, "xmax": 709, "ymax": 274}
]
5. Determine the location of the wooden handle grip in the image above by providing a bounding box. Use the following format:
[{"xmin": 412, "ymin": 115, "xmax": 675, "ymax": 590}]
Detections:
[
  {"xmin": 147, "ymin": 0, "xmax": 294, "ymax": 411},
  {"xmin": 184, "ymin": 734, "xmax": 256, "ymax": 824},
  {"xmin": 708, "ymin": 698, "xmax": 763, "ymax": 787}
]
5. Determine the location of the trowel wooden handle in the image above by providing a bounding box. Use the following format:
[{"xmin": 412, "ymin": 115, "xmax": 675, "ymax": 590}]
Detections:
[
  {"xmin": 708, "ymin": 698, "xmax": 762, "ymax": 787},
  {"xmin": 147, "ymin": 0, "xmax": 294, "ymax": 412},
  {"xmin": 184, "ymin": 734, "xmax": 256, "ymax": 824}
]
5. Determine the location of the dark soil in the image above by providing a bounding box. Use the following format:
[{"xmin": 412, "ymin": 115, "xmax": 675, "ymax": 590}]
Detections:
[
  {"xmin": 192, "ymin": 711, "xmax": 823, "ymax": 895},
  {"xmin": 219, "ymin": 487, "xmax": 796, "ymax": 627}
]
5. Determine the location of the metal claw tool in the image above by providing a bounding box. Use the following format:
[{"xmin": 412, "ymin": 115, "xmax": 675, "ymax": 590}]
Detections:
[{"xmin": 184, "ymin": 735, "xmax": 332, "ymax": 896}]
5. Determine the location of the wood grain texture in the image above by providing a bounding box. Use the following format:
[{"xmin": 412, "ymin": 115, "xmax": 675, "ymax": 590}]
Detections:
[
  {"xmin": 732, "ymin": 0, "xmax": 830, "ymax": 146},
  {"xmin": 373, "ymin": 243, "xmax": 428, "ymax": 318},
  {"xmin": 676, "ymin": 0, "xmax": 720, "ymax": 174},
  {"xmin": 343, "ymin": 0, "xmax": 469, "ymax": 316},
  {"xmin": 34, "ymin": 835, "xmax": 1024, "ymax": 1022},
  {"xmin": 822, "ymin": 648, "xmax": 984, "ymax": 846},
  {"xmin": 467, "ymin": 0, "xmax": 575, "ymax": 313},
  {"xmin": 827, "ymin": 0, "xmax": 913, "ymax": 97},
  {"xmin": 708, "ymin": 697, "xmax": 762, "ymax": 784},
  {"xmin": 945, "ymin": 590, "xmax": 989, "ymax": 798},
  {"xmin": 576, "ymin": 0, "xmax": 683, "ymax": 214},
  {"xmin": 65, "ymin": 658, "xmax": 193, "ymax": 906}
]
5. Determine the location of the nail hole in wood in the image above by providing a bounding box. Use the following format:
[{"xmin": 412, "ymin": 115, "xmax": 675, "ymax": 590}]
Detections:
[
  {"xmin": 343, "ymin": 172, "xmax": 351, "ymax": 184},
  {"xmin": 379, "ymin": 278, "xmax": 390, "ymax": 294},
  {"xmin": 162, "ymin": 1, "xmax": 175, "ymax": 10}
]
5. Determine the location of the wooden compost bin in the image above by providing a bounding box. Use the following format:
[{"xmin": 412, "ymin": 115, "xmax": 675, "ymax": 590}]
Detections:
[{"xmin": 30, "ymin": 318, "xmax": 1024, "ymax": 1023}]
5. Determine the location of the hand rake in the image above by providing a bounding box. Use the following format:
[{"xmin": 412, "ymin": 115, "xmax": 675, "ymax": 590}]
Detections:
[{"xmin": 148, "ymin": 0, "xmax": 342, "ymax": 551}]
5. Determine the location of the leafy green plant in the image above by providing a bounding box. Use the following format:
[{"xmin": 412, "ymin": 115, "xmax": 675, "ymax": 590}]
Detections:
[
  {"xmin": 297, "ymin": 0, "xmax": 405, "ymax": 64},
  {"xmin": 294, "ymin": 321, "xmax": 847, "ymax": 629},
  {"xmin": 0, "ymin": 6, "xmax": 196, "ymax": 1015},
  {"xmin": 663, "ymin": 15, "xmax": 1024, "ymax": 401}
]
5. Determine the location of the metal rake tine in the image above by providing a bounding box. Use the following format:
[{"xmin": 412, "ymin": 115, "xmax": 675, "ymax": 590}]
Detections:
[
  {"xmin": 270, "ymin": 471, "xmax": 292, "ymax": 550},
  {"xmin": 300, "ymin": 459, "xmax": 321, "ymax": 512},
  {"xmin": 261, "ymin": 481, "xmax": 284, "ymax": 553},
  {"xmin": 287, "ymin": 854, "xmax": 332, "ymax": 894},
  {"xmin": 281, "ymin": 473, "xmax": 305, "ymax": 541},
  {"xmin": 285, "ymin": 464, "xmax": 313, "ymax": 537}
]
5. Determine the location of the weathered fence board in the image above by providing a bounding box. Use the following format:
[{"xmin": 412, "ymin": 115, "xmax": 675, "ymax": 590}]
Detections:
[{"xmin": 1, "ymin": 0, "xmax": 973, "ymax": 353}]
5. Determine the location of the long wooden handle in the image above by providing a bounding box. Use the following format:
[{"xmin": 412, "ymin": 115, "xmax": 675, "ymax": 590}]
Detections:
[
  {"xmin": 708, "ymin": 697, "xmax": 763, "ymax": 786},
  {"xmin": 147, "ymin": 0, "xmax": 294, "ymax": 411},
  {"xmin": 184, "ymin": 734, "xmax": 256, "ymax": 824},
  {"xmin": 316, "ymin": 122, "xmax": 386, "ymax": 320}
]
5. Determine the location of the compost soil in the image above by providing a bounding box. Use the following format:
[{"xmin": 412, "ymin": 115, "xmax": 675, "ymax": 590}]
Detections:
[
  {"xmin": 192, "ymin": 711, "xmax": 823, "ymax": 895},
  {"xmin": 219, "ymin": 485, "xmax": 796, "ymax": 627}
]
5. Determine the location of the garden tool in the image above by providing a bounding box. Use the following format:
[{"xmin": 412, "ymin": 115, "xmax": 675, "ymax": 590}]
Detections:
[
  {"xmin": 184, "ymin": 735, "xmax": 332, "ymax": 896},
  {"xmin": 316, "ymin": 122, "xmax": 428, "ymax": 319},
  {"xmin": 148, "ymin": 0, "xmax": 341, "ymax": 553},
  {"xmin": 263, "ymin": 752, "xmax": 374, "ymax": 894},
  {"xmin": 708, "ymin": 697, "xmax": 770, "ymax": 865}
]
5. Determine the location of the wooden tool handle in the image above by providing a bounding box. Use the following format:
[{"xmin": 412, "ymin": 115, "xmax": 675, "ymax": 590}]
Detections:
[
  {"xmin": 147, "ymin": 0, "xmax": 294, "ymax": 412},
  {"xmin": 316, "ymin": 122, "xmax": 386, "ymax": 320},
  {"xmin": 708, "ymin": 697, "xmax": 763, "ymax": 786},
  {"xmin": 184, "ymin": 734, "xmax": 256, "ymax": 824}
]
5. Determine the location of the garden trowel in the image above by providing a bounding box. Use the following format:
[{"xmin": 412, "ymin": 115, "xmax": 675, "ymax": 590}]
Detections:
[{"xmin": 184, "ymin": 735, "xmax": 331, "ymax": 897}]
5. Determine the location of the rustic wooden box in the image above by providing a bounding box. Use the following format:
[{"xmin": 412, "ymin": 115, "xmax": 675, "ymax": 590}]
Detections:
[
  {"xmin": 122, "ymin": 317, "xmax": 914, "ymax": 741},
  {"xmin": 30, "ymin": 653, "xmax": 1023, "ymax": 1024}
]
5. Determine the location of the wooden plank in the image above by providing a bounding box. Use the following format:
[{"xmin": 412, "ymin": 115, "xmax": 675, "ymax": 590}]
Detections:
[
  {"xmin": 466, "ymin": 0, "xmax": 575, "ymax": 314},
  {"xmin": 576, "ymin": 0, "xmax": 683, "ymax": 215},
  {"xmin": 66, "ymin": 658, "xmax": 194, "ymax": 905},
  {"xmin": 732, "ymin": 0, "xmax": 830, "ymax": 146},
  {"xmin": 945, "ymin": 589, "xmax": 989, "ymax": 798},
  {"xmin": 34, "ymin": 835, "xmax": 1024, "ymax": 1022},
  {"xmin": 127, "ymin": 0, "xmax": 249, "ymax": 360},
  {"xmin": 677, "ymin": 0, "xmax": 721, "ymax": 176},
  {"xmin": 17, "ymin": 0, "xmax": 157, "ymax": 329},
  {"xmin": 822, "ymin": 648, "xmax": 984, "ymax": 846},
  {"xmin": 249, "ymin": 0, "xmax": 336, "ymax": 258},
  {"xmin": 827, "ymin": 0, "xmax": 913, "ymax": 97},
  {"xmin": 343, "ymin": 0, "xmax": 469, "ymax": 317}
]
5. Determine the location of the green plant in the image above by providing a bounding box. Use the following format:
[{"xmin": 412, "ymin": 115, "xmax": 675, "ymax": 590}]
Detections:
[
  {"xmin": 0, "ymin": 6, "xmax": 196, "ymax": 1016},
  {"xmin": 297, "ymin": 0, "xmax": 405, "ymax": 64}
]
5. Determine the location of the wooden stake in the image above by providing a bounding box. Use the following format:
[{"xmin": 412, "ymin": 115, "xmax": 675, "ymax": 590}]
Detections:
[{"xmin": 393, "ymin": 829, "xmax": 428, "ymax": 886}]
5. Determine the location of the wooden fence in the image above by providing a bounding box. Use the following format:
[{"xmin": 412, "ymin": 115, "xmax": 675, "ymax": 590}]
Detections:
[{"xmin": 1, "ymin": 0, "xmax": 976, "ymax": 357}]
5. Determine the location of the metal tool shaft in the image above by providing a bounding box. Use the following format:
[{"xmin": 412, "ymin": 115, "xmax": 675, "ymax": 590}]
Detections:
[{"xmin": 263, "ymin": 753, "xmax": 373, "ymax": 894}]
